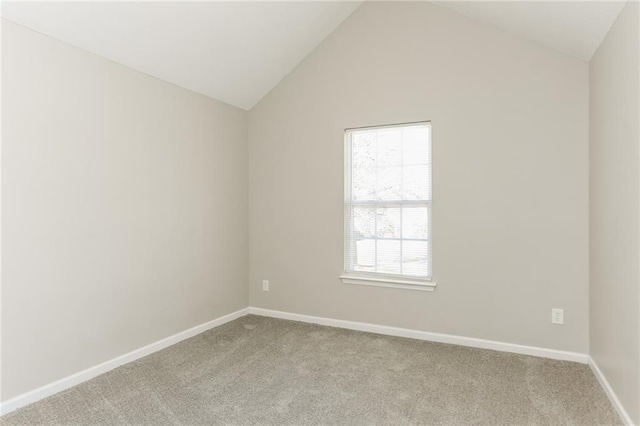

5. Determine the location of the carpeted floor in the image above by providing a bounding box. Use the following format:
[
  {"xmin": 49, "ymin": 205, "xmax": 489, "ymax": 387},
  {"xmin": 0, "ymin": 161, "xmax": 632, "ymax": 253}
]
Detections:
[{"xmin": 1, "ymin": 315, "xmax": 621, "ymax": 425}]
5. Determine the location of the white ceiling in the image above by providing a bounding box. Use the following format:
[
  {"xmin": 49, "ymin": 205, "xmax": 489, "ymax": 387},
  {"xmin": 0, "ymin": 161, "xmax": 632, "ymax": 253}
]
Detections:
[
  {"xmin": 1, "ymin": 1, "xmax": 627, "ymax": 110},
  {"xmin": 436, "ymin": 0, "xmax": 627, "ymax": 61},
  {"xmin": 1, "ymin": 1, "xmax": 362, "ymax": 110}
]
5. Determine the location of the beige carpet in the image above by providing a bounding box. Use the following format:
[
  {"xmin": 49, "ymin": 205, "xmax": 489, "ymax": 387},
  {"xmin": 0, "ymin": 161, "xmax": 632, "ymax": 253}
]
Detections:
[{"xmin": 1, "ymin": 315, "xmax": 621, "ymax": 425}]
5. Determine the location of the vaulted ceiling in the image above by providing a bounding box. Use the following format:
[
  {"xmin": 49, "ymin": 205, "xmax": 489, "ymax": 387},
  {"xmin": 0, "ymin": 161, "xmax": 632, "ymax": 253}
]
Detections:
[
  {"xmin": 1, "ymin": 1, "xmax": 362, "ymax": 110},
  {"xmin": 436, "ymin": 0, "xmax": 627, "ymax": 62},
  {"xmin": 1, "ymin": 1, "xmax": 627, "ymax": 110}
]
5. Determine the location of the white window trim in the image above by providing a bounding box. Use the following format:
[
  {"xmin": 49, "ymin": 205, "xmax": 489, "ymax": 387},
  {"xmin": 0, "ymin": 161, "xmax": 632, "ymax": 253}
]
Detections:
[
  {"xmin": 340, "ymin": 273, "xmax": 436, "ymax": 291},
  {"xmin": 341, "ymin": 121, "xmax": 434, "ymax": 291}
]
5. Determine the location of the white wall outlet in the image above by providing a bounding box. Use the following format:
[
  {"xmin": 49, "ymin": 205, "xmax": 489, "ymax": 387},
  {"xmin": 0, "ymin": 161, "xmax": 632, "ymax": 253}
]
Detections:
[
  {"xmin": 262, "ymin": 280, "xmax": 269, "ymax": 292},
  {"xmin": 552, "ymin": 308, "xmax": 564, "ymax": 325}
]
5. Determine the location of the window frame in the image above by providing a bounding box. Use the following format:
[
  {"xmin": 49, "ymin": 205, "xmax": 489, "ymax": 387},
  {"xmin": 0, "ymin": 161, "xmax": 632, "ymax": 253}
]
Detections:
[{"xmin": 340, "ymin": 121, "xmax": 436, "ymax": 291}]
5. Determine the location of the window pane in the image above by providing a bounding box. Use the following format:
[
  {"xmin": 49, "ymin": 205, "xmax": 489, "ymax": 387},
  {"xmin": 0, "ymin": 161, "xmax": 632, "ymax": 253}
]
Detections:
[
  {"xmin": 402, "ymin": 206, "xmax": 429, "ymax": 239},
  {"xmin": 402, "ymin": 240, "xmax": 429, "ymax": 277},
  {"xmin": 353, "ymin": 207, "xmax": 375, "ymax": 238},
  {"xmin": 377, "ymin": 166, "xmax": 402, "ymax": 200},
  {"xmin": 376, "ymin": 207, "xmax": 401, "ymax": 238},
  {"xmin": 402, "ymin": 164, "xmax": 430, "ymax": 200},
  {"xmin": 377, "ymin": 240, "xmax": 401, "ymax": 274},
  {"xmin": 402, "ymin": 126, "xmax": 430, "ymax": 165},
  {"xmin": 377, "ymin": 128, "xmax": 402, "ymax": 166},
  {"xmin": 352, "ymin": 166, "xmax": 376, "ymax": 201},
  {"xmin": 352, "ymin": 132, "xmax": 376, "ymax": 168},
  {"xmin": 354, "ymin": 239, "xmax": 375, "ymax": 272}
]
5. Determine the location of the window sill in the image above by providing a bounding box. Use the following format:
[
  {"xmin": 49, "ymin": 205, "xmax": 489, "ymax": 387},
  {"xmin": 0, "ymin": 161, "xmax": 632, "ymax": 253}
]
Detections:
[{"xmin": 339, "ymin": 274, "xmax": 436, "ymax": 292}]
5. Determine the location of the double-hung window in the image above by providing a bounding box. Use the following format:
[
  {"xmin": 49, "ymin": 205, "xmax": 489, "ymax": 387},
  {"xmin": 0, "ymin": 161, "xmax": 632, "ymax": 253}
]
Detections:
[{"xmin": 341, "ymin": 122, "xmax": 434, "ymax": 290}]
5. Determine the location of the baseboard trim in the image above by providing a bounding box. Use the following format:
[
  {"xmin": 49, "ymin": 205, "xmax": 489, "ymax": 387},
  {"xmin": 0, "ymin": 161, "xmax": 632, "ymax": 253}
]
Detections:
[
  {"xmin": 588, "ymin": 357, "xmax": 634, "ymax": 425},
  {"xmin": 0, "ymin": 307, "xmax": 250, "ymax": 416},
  {"xmin": 248, "ymin": 307, "xmax": 589, "ymax": 364}
]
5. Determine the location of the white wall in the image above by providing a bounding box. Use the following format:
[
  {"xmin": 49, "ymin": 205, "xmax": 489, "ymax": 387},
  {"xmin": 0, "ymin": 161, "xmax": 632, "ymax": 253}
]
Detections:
[
  {"xmin": 589, "ymin": 1, "xmax": 640, "ymax": 423},
  {"xmin": 1, "ymin": 20, "xmax": 249, "ymax": 401},
  {"xmin": 249, "ymin": 1, "xmax": 589, "ymax": 353}
]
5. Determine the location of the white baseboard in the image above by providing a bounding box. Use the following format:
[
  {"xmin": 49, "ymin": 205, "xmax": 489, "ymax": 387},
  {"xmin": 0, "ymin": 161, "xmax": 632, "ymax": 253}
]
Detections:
[
  {"xmin": 588, "ymin": 357, "xmax": 634, "ymax": 425},
  {"xmin": 248, "ymin": 307, "xmax": 589, "ymax": 364},
  {"xmin": 0, "ymin": 307, "xmax": 250, "ymax": 416}
]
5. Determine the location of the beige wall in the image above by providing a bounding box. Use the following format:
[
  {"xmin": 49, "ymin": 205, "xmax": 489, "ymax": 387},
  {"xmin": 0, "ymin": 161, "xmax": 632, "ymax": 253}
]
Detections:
[
  {"xmin": 1, "ymin": 20, "xmax": 249, "ymax": 400},
  {"xmin": 249, "ymin": 2, "xmax": 589, "ymax": 353},
  {"xmin": 589, "ymin": 1, "xmax": 640, "ymax": 423}
]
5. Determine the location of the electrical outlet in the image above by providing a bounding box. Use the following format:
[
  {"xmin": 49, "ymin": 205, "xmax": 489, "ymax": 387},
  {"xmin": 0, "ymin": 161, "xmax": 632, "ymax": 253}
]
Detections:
[
  {"xmin": 552, "ymin": 308, "xmax": 564, "ymax": 325},
  {"xmin": 262, "ymin": 280, "xmax": 269, "ymax": 292}
]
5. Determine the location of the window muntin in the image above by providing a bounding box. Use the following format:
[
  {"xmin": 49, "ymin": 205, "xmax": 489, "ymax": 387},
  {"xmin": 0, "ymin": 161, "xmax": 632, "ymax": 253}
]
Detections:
[{"xmin": 344, "ymin": 122, "xmax": 432, "ymax": 285}]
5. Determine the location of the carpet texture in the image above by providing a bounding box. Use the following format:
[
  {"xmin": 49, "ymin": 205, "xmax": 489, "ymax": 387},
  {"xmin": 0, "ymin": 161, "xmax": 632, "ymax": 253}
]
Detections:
[{"xmin": 1, "ymin": 315, "xmax": 621, "ymax": 425}]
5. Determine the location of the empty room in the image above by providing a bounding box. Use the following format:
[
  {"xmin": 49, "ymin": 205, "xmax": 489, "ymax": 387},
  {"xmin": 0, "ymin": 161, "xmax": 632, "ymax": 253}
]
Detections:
[{"xmin": 1, "ymin": 0, "xmax": 639, "ymax": 424}]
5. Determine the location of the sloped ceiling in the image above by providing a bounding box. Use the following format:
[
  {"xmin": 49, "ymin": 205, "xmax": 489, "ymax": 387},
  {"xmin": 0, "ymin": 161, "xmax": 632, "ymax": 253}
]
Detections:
[
  {"xmin": 1, "ymin": 1, "xmax": 362, "ymax": 110},
  {"xmin": 1, "ymin": 1, "xmax": 627, "ymax": 109},
  {"xmin": 436, "ymin": 0, "xmax": 627, "ymax": 61}
]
